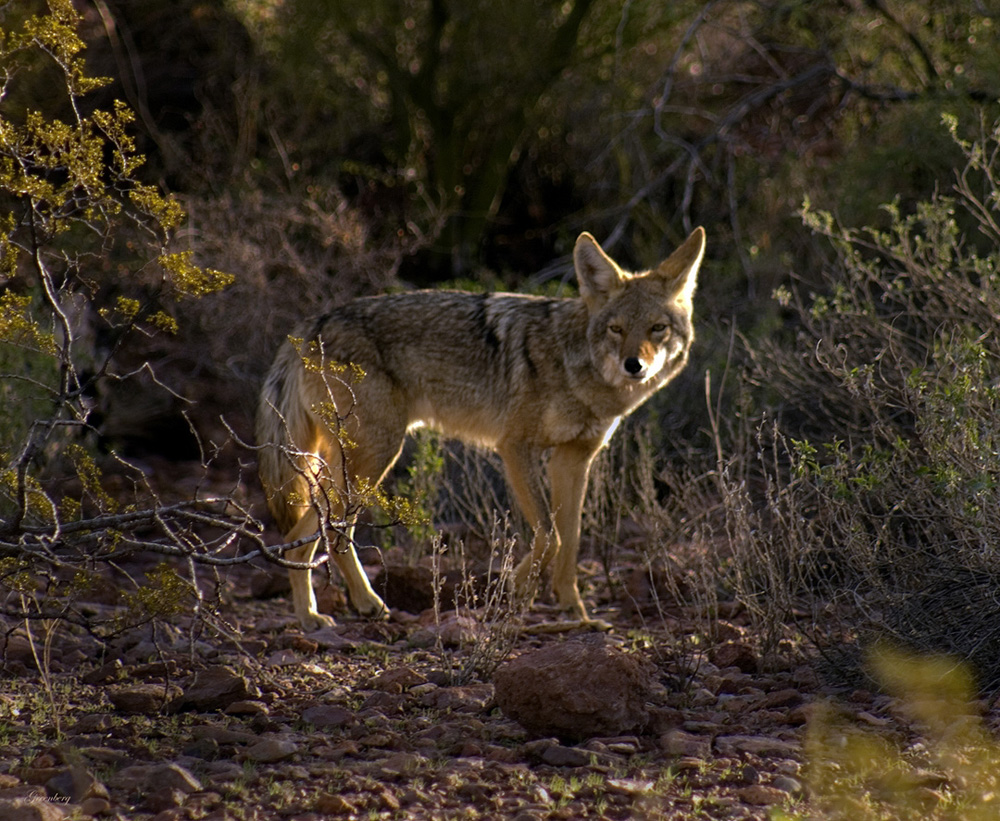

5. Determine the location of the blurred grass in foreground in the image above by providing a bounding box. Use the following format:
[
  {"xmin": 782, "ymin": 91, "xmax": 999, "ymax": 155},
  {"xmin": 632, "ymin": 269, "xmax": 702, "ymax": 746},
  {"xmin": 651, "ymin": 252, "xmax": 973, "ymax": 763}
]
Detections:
[{"xmin": 775, "ymin": 646, "xmax": 1000, "ymax": 820}]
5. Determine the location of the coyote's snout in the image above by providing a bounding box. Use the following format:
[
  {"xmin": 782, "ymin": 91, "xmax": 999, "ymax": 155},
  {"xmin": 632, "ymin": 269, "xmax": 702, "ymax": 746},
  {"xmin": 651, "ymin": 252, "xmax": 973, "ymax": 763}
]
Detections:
[{"xmin": 257, "ymin": 228, "xmax": 706, "ymax": 629}]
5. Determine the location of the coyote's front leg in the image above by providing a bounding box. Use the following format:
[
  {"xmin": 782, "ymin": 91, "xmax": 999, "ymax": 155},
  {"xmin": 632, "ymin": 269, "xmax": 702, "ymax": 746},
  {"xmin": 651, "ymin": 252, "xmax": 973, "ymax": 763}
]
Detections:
[
  {"xmin": 546, "ymin": 440, "xmax": 600, "ymax": 620},
  {"xmin": 506, "ymin": 439, "xmax": 600, "ymax": 621}
]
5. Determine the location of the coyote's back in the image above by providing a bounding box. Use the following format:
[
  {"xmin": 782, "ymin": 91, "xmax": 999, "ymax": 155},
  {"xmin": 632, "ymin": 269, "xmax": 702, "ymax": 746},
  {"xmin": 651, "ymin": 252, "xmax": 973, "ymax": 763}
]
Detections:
[{"xmin": 257, "ymin": 228, "xmax": 706, "ymax": 629}]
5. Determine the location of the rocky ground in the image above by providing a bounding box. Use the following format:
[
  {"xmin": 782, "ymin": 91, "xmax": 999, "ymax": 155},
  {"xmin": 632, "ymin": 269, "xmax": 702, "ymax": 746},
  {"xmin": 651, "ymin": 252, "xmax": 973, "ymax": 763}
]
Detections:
[{"xmin": 0, "ymin": 550, "xmax": 995, "ymax": 821}]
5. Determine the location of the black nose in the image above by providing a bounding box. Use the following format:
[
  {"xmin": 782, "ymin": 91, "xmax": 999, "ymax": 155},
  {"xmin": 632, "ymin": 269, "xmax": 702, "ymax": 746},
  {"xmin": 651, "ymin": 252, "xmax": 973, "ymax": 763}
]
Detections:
[{"xmin": 624, "ymin": 357, "xmax": 643, "ymax": 374}]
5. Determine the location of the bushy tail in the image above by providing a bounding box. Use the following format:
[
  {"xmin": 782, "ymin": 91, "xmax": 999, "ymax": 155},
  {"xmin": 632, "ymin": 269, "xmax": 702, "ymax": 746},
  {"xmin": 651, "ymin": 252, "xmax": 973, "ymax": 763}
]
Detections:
[{"xmin": 256, "ymin": 341, "xmax": 317, "ymax": 535}]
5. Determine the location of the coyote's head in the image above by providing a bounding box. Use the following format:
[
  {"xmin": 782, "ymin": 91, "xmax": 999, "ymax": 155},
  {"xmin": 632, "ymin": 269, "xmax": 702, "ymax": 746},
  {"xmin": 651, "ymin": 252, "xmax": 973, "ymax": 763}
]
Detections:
[{"xmin": 576, "ymin": 228, "xmax": 705, "ymax": 389}]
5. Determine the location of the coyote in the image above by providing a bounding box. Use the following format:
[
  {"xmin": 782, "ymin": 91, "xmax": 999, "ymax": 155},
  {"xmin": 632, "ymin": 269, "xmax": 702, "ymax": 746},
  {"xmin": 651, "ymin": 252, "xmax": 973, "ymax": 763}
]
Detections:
[{"xmin": 257, "ymin": 228, "xmax": 705, "ymax": 630}]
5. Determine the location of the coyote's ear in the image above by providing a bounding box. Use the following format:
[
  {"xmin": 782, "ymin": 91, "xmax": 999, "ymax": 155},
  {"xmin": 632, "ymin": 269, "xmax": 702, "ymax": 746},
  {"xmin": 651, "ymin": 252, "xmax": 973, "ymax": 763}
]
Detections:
[
  {"xmin": 655, "ymin": 227, "xmax": 705, "ymax": 307},
  {"xmin": 574, "ymin": 232, "xmax": 624, "ymax": 308}
]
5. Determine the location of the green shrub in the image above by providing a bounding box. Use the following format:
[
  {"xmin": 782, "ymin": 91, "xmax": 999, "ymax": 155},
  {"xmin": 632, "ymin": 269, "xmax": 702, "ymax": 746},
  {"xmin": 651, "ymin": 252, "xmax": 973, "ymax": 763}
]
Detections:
[{"xmin": 727, "ymin": 113, "xmax": 1000, "ymax": 687}]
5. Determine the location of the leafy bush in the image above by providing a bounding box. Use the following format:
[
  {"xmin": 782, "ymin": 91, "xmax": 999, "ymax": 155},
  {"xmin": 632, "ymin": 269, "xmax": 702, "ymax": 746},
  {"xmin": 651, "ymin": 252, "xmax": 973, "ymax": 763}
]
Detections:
[{"xmin": 724, "ymin": 113, "xmax": 1000, "ymax": 688}]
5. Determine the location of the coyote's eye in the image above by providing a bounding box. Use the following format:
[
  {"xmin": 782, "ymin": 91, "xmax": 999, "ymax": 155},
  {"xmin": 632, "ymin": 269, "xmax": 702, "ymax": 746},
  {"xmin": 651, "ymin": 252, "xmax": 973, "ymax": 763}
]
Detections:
[
  {"xmin": 651, "ymin": 323, "xmax": 668, "ymax": 334},
  {"xmin": 608, "ymin": 324, "xmax": 623, "ymax": 335}
]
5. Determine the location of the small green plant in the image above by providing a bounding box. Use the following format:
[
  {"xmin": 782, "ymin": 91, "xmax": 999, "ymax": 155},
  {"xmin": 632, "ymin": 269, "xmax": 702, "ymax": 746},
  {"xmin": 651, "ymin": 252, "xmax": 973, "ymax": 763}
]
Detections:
[{"xmin": 396, "ymin": 429, "xmax": 445, "ymax": 546}]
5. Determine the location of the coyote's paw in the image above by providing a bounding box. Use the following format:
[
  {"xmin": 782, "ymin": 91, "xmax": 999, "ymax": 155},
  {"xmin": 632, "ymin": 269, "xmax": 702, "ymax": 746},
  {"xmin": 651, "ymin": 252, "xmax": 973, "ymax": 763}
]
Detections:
[
  {"xmin": 299, "ymin": 610, "xmax": 338, "ymax": 631},
  {"xmin": 353, "ymin": 594, "xmax": 389, "ymax": 621},
  {"xmin": 553, "ymin": 585, "xmax": 588, "ymax": 621}
]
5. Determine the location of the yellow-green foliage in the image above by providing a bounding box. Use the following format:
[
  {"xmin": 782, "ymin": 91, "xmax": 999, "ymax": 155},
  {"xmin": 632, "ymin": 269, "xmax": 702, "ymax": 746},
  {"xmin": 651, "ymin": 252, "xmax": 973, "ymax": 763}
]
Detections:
[
  {"xmin": 0, "ymin": 557, "xmax": 36, "ymax": 595},
  {"xmin": 294, "ymin": 337, "xmax": 367, "ymax": 383},
  {"xmin": 0, "ymin": 3, "xmax": 236, "ymax": 632},
  {"xmin": 0, "ymin": 459, "xmax": 56, "ymax": 525},
  {"xmin": 65, "ymin": 443, "xmax": 117, "ymax": 513},
  {"xmin": 115, "ymin": 564, "xmax": 191, "ymax": 629},
  {"xmin": 0, "ymin": 293, "xmax": 60, "ymax": 457},
  {"xmin": 0, "ymin": 293, "xmax": 56, "ymax": 354},
  {"xmin": 0, "ymin": 2, "xmax": 233, "ymax": 314},
  {"xmin": 778, "ymin": 646, "xmax": 1000, "ymax": 821},
  {"xmin": 158, "ymin": 251, "xmax": 236, "ymax": 297},
  {"xmin": 392, "ymin": 429, "xmax": 444, "ymax": 545},
  {"xmin": 355, "ymin": 477, "xmax": 431, "ymax": 532}
]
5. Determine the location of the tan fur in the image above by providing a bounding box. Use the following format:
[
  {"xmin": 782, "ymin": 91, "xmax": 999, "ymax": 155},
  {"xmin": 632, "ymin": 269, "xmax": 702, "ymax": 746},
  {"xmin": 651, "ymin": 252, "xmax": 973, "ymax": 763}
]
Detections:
[{"xmin": 256, "ymin": 229, "xmax": 706, "ymax": 629}]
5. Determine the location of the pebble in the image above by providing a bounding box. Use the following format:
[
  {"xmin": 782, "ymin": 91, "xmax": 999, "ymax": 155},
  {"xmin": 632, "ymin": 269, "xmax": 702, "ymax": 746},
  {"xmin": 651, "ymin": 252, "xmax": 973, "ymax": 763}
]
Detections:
[
  {"xmin": 773, "ymin": 775, "xmax": 806, "ymax": 797},
  {"xmin": 715, "ymin": 734, "xmax": 801, "ymax": 757},
  {"xmin": 540, "ymin": 745, "xmax": 590, "ymax": 768},
  {"xmin": 738, "ymin": 784, "xmax": 788, "ymax": 806},
  {"xmin": 242, "ymin": 739, "xmax": 299, "ymax": 763},
  {"xmin": 301, "ymin": 705, "xmax": 355, "ymax": 729},
  {"xmin": 659, "ymin": 729, "xmax": 711, "ymax": 758}
]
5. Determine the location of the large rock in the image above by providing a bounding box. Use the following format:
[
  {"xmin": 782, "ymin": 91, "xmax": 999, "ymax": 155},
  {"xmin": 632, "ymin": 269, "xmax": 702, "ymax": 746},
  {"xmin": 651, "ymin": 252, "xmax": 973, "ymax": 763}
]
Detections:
[{"xmin": 493, "ymin": 639, "xmax": 657, "ymax": 742}]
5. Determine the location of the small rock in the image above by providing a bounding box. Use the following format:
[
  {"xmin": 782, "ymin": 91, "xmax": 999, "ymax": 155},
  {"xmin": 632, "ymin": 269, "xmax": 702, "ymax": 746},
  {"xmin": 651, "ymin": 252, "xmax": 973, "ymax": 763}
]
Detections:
[
  {"xmin": 0, "ymin": 798, "xmax": 67, "ymax": 820},
  {"xmin": 313, "ymin": 741, "xmax": 360, "ymax": 761},
  {"xmin": 606, "ymin": 778, "xmax": 656, "ymax": 796},
  {"xmin": 763, "ymin": 688, "xmax": 803, "ymax": 709},
  {"xmin": 315, "ymin": 794, "xmax": 357, "ymax": 815},
  {"xmin": 738, "ymin": 784, "xmax": 787, "ymax": 806},
  {"xmin": 107, "ymin": 764, "xmax": 154, "ymax": 791},
  {"xmin": 242, "ymin": 738, "xmax": 299, "ymax": 763},
  {"xmin": 773, "ymin": 775, "xmax": 805, "ymax": 798},
  {"xmin": 109, "ymin": 683, "xmax": 180, "ymax": 715},
  {"xmin": 2, "ymin": 635, "xmax": 36, "ymax": 667},
  {"xmin": 202, "ymin": 761, "xmax": 246, "ymax": 784},
  {"xmin": 308, "ymin": 628, "xmax": 357, "ymax": 652},
  {"xmin": 82, "ymin": 660, "xmax": 123, "ymax": 685},
  {"xmin": 170, "ymin": 666, "xmax": 257, "ymax": 712},
  {"xmin": 80, "ymin": 796, "xmax": 112, "ymax": 816},
  {"xmin": 378, "ymin": 787, "xmax": 402, "ymax": 812},
  {"xmin": 788, "ymin": 701, "xmax": 825, "ymax": 726},
  {"xmin": 264, "ymin": 649, "xmax": 299, "ymax": 667},
  {"xmin": 362, "ymin": 691, "xmax": 406, "ymax": 713},
  {"xmin": 659, "ymin": 729, "xmax": 711, "ymax": 758},
  {"xmin": 429, "ymin": 684, "xmax": 495, "ymax": 712},
  {"xmin": 409, "ymin": 613, "xmax": 478, "ymax": 648},
  {"xmin": 369, "ymin": 666, "xmax": 427, "ymax": 693},
  {"xmin": 190, "ymin": 725, "xmax": 257, "ymax": 746},
  {"xmin": 19, "ymin": 762, "xmax": 61, "ymax": 786},
  {"xmin": 70, "ymin": 713, "xmax": 115, "ymax": 734},
  {"xmin": 281, "ymin": 634, "xmax": 320, "ymax": 654},
  {"xmin": 148, "ymin": 763, "xmax": 203, "ymax": 794},
  {"xmin": 249, "ymin": 570, "xmax": 291, "ymax": 598},
  {"xmin": 45, "ymin": 765, "xmax": 109, "ymax": 802},
  {"xmin": 791, "ymin": 665, "xmax": 821, "ymax": 689},
  {"xmin": 302, "ymin": 704, "xmax": 355, "ymax": 729},
  {"xmin": 315, "ymin": 581, "xmax": 349, "ymax": 616},
  {"xmin": 144, "ymin": 787, "xmax": 187, "ymax": 813},
  {"xmin": 523, "ymin": 738, "xmax": 560, "ymax": 760},
  {"xmin": 737, "ymin": 764, "xmax": 760, "ymax": 785},
  {"xmin": 224, "ymin": 700, "xmax": 269, "ymax": 716},
  {"xmin": 715, "ymin": 735, "xmax": 800, "ymax": 757},
  {"xmin": 183, "ymin": 736, "xmax": 220, "ymax": 760},
  {"xmin": 710, "ymin": 642, "xmax": 759, "ymax": 673},
  {"xmin": 541, "ymin": 745, "xmax": 590, "ymax": 768},
  {"xmin": 379, "ymin": 752, "xmax": 422, "ymax": 777},
  {"xmin": 494, "ymin": 638, "xmax": 656, "ymax": 741}
]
